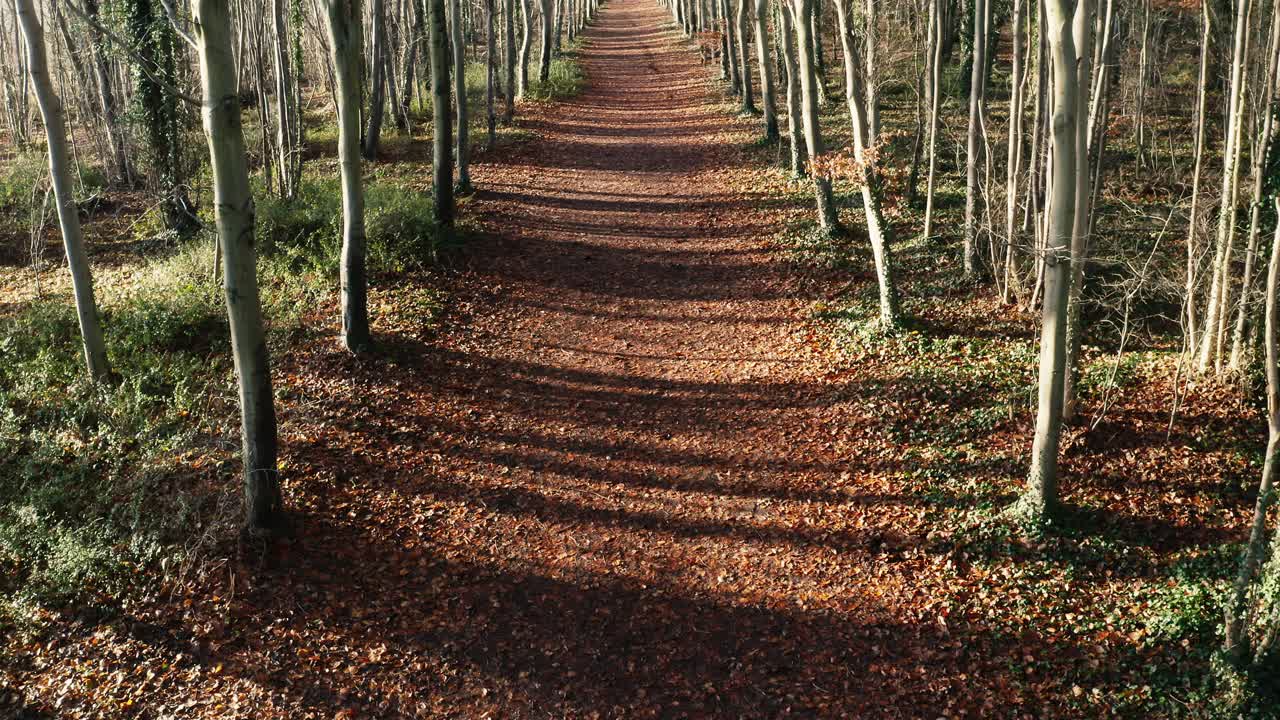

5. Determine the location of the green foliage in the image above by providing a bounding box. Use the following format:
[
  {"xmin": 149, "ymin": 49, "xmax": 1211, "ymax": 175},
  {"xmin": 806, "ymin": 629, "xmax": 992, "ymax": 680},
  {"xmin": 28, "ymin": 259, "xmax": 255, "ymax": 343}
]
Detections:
[
  {"xmin": 255, "ymin": 177, "xmax": 448, "ymax": 278},
  {"xmin": 526, "ymin": 51, "xmax": 586, "ymax": 102}
]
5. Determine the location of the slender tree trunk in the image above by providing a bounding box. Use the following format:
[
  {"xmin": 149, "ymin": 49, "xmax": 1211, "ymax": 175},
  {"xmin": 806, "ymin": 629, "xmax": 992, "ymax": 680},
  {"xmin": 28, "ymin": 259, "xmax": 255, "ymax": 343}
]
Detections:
[
  {"xmin": 1185, "ymin": 3, "xmax": 1212, "ymax": 355},
  {"xmin": 1224, "ymin": 196, "xmax": 1280, "ymax": 665},
  {"xmin": 780, "ymin": 1, "xmax": 806, "ymax": 175},
  {"xmin": 863, "ymin": 0, "xmax": 878, "ymax": 141},
  {"xmin": 538, "ymin": 0, "xmax": 552, "ymax": 83},
  {"xmin": 505, "ymin": 0, "xmax": 517, "ymax": 117},
  {"xmin": 323, "ymin": 0, "xmax": 372, "ymax": 352},
  {"xmin": 1002, "ymin": 0, "xmax": 1027, "ymax": 303},
  {"xmin": 451, "ymin": 0, "xmax": 472, "ymax": 191},
  {"xmin": 1024, "ymin": 0, "xmax": 1079, "ymax": 522},
  {"xmin": 16, "ymin": 0, "xmax": 110, "ymax": 382},
  {"xmin": 792, "ymin": 0, "xmax": 839, "ymax": 232},
  {"xmin": 429, "ymin": 0, "xmax": 456, "ymax": 226},
  {"xmin": 487, "ymin": 0, "xmax": 498, "ymax": 146},
  {"xmin": 518, "ymin": 0, "xmax": 533, "ymax": 97},
  {"xmin": 833, "ymin": 0, "xmax": 901, "ymax": 328},
  {"xmin": 752, "ymin": 0, "xmax": 778, "ymax": 139},
  {"xmin": 963, "ymin": 0, "xmax": 989, "ymax": 278},
  {"xmin": 192, "ymin": 0, "xmax": 285, "ymax": 534},
  {"xmin": 1229, "ymin": 0, "xmax": 1280, "ymax": 371},
  {"xmin": 1061, "ymin": 0, "xmax": 1096, "ymax": 419},
  {"xmin": 1199, "ymin": 0, "xmax": 1254, "ymax": 373},
  {"xmin": 922, "ymin": 0, "xmax": 943, "ymax": 240},
  {"xmin": 736, "ymin": 0, "xmax": 756, "ymax": 112},
  {"xmin": 724, "ymin": 0, "xmax": 741, "ymax": 94},
  {"xmin": 398, "ymin": 0, "xmax": 425, "ymax": 128},
  {"xmin": 363, "ymin": 0, "xmax": 389, "ymax": 158}
]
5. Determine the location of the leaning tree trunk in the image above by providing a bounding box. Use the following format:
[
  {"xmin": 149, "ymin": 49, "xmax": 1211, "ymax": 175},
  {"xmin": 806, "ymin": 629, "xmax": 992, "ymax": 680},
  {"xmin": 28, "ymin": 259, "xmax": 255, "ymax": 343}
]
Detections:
[
  {"xmin": 451, "ymin": 0, "xmax": 472, "ymax": 192},
  {"xmin": 792, "ymin": 0, "xmax": 839, "ymax": 232},
  {"xmin": 963, "ymin": 0, "xmax": 989, "ymax": 279},
  {"xmin": 15, "ymin": 0, "xmax": 110, "ymax": 382},
  {"xmin": 1023, "ymin": 0, "xmax": 1079, "ymax": 522},
  {"xmin": 429, "ymin": 0, "xmax": 456, "ymax": 227},
  {"xmin": 363, "ymin": 0, "xmax": 389, "ymax": 159},
  {"xmin": 752, "ymin": 0, "xmax": 778, "ymax": 140},
  {"xmin": 1224, "ymin": 195, "xmax": 1280, "ymax": 667},
  {"xmin": 779, "ymin": 1, "xmax": 806, "ymax": 176},
  {"xmin": 191, "ymin": 0, "xmax": 284, "ymax": 535},
  {"xmin": 323, "ymin": 0, "xmax": 372, "ymax": 352},
  {"xmin": 833, "ymin": 0, "xmax": 901, "ymax": 328}
]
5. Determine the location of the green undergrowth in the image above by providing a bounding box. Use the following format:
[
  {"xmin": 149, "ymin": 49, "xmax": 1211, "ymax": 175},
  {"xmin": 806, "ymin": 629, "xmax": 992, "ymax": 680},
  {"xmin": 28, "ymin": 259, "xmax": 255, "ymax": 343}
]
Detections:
[{"xmin": 0, "ymin": 174, "xmax": 448, "ymax": 628}]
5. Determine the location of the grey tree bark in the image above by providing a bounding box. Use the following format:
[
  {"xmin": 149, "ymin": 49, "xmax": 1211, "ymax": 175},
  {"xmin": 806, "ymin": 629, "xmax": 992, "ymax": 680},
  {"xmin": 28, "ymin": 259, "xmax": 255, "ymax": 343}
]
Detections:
[
  {"xmin": 752, "ymin": 0, "xmax": 778, "ymax": 140},
  {"xmin": 833, "ymin": 0, "xmax": 901, "ymax": 328},
  {"xmin": 450, "ymin": 0, "xmax": 472, "ymax": 192},
  {"xmin": 323, "ymin": 0, "xmax": 372, "ymax": 352},
  {"xmin": 16, "ymin": 0, "xmax": 110, "ymax": 382},
  {"xmin": 429, "ymin": 0, "xmax": 456, "ymax": 227},
  {"xmin": 518, "ymin": 0, "xmax": 533, "ymax": 97},
  {"xmin": 791, "ymin": 0, "xmax": 839, "ymax": 232},
  {"xmin": 363, "ymin": 0, "xmax": 389, "ymax": 159},
  {"xmin": 191, "ymin": 0, "xmax": 285, "ymax": 534},
  {"xmin": 539, "ymin": 0, "xmax": 553, "ymax": 83},
  {"xmin": 963, "ymin": 0, "xmax": 989, "ymax": 278},
  {"xmin": 736, "ymin": 0, "xmax": 755, "ymax": 113},
  {"xmin": 779, "ymin": 1, "xmax": 806, "ymax": 176},
  {"xmin": 1023, "ymin": 0, "xmax": 1079, "ymax": 522},
  {"xmin": 505, "ymin": 0, "xmax": 517, "ymax": 118},
  {"xmin": 922, "ymin": 0, "xmax": 942, "ymax": 240}
]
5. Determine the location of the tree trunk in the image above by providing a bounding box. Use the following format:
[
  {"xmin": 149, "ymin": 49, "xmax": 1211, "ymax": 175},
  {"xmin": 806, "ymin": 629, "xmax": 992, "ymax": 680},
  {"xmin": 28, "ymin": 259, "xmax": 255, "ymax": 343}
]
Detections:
[
  {"xmin": 1184, "ymin": 3, "xmax": 1212, "ymax": 355},
  {"xmin": 451, "ymin": 0, "xmax": 472, "ymax": 191},
  {"xmin": 1199, "ymin": 0, "xmax": 1254, "ymax": 374},
  {"xmin": 518, "ymin": 0, "xmax": 533, "ymax": 97},
  {"xmin": 398, "ymin": 0, "xmax": 425, "ymax": 128},
  {"xmin": 323, "ymin": 0, "xmax": 372, "ymax": 352},
  {"xmin": 363, "ymin": 0, "xmax": 389, "ymax": 159},
  {"xmin": 752, "ymin": 0, "xmax": 778, "ymax": 140},
  {"xmin": 1023, "ymin": 0, "xmax": 1079, "ymax": 522},
  {"xmin": 1229, "ymin": 0, "xmax": 1280, "ymax": 371},
  {"xmin": 792, "ymin": 0, "xmax": 839, "ymax": 232},
  {"xmin": 191, "ymin": 0, "xmax": 285, "ymax": 535},
  {"xmin": 724, "ymin": 0, "xmax": 741, "ymax": 95},
  {"xmin": 429, "ymin": 0, "xmax": 456, "ymax": 226},
  {"xmin": 736, "ymin": 0, "xmax": 755, "ymax": 112},
  {"xmin": 922, "ymin": 0, "xmax": 943, "ymax": 240},
  {"xmin": 505, "ymin": 0, "xmax": 517, "ymax": 118},
  {"xmin": 16, "ymin": 0, "xmax": 110, "ymax": 382},
  {"xmin": 538, "ymin": 0, "xmax": 553, "ymax": 83},
  {"xmin": 963, "ymin": 0, "xmax": 988, "ymax": 278},
  {"xmin": 1002, "ymin": 0, "xmax": 1026, "ymax": 303},
  {"xmin": 1224, "ymin": 197, "xmax": 1280, "ymax": 666},
  {"xmin": 779, "ymin": 0, "xmax": 806, "ymax": 176},
  {"xmin": 833, "ymin": 0, "xmax": 900, "ymax": 328},
  {"xmin": 487, "ymin": 0, "xmax": 498, "ymax": 146}
]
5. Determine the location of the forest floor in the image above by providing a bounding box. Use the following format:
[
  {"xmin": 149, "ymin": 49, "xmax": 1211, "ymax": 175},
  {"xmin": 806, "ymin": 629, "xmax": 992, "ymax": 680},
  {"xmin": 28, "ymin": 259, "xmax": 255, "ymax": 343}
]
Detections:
[{"xmin": 1, "ymin": 0, "xmax": 1268, "ymax": 717}]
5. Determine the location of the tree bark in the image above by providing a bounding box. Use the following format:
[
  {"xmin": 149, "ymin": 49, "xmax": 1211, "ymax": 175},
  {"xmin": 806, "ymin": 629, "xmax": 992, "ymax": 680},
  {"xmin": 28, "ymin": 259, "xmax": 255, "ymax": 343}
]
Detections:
[
  {"xmin": 191, "ymin": 0, "xmax": 285, "ymax": 534},
  {"xmin": 963, "ymin": 0, "xmax": 989, "ymax": 278},
  {"xmin": 429, "ymin": 0, "xmax": 456, "ymax": 226},
  {"xmin": 752, "ymin": 0, "xmax": 778, "ymax": 139},
  {"xmin": 363, "ymin": 0, "xmax": 389, "ymax": 159},
  {"xmin": 16, "ymin": 0, "xmax": 111, "ymax": 382},
  {"xmin": 833, "ymin": 0, "xmax": 900, "ymax": 328},
  {"xmin": 791, "ymin": 0, "xmax": 839, "ymax": 232},
  {"xmin": 779, "ymin": 0, "xmax": 806, "ymax": 176},
  {"xmin": 922, "ymin": 0, "xmax": 942, "ymax": 240},
  {"xmin": 1024, "ymin": 0, "xmax": 1079, "ymax": 522},
  {"xmin": 323, "ymin": 0, "xmax": 373, "ymax": 352},
  {"xmin": 451, "ymin": 0, "xmax": 472, "ymax": 191}
]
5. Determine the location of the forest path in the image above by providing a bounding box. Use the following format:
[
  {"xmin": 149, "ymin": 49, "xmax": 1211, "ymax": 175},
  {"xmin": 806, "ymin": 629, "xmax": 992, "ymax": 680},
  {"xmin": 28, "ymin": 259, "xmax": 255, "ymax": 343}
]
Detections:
[{"xmin": 279, "ymin": 1, "xmax": 953, "ymax": 716}]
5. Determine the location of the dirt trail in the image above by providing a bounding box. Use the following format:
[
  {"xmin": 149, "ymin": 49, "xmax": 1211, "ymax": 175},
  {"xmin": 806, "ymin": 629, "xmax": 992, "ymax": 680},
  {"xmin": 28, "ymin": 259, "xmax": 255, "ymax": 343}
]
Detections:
[{"xmin": 271, "ymin": 1, "xmax": 966, "ymax": 716}]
